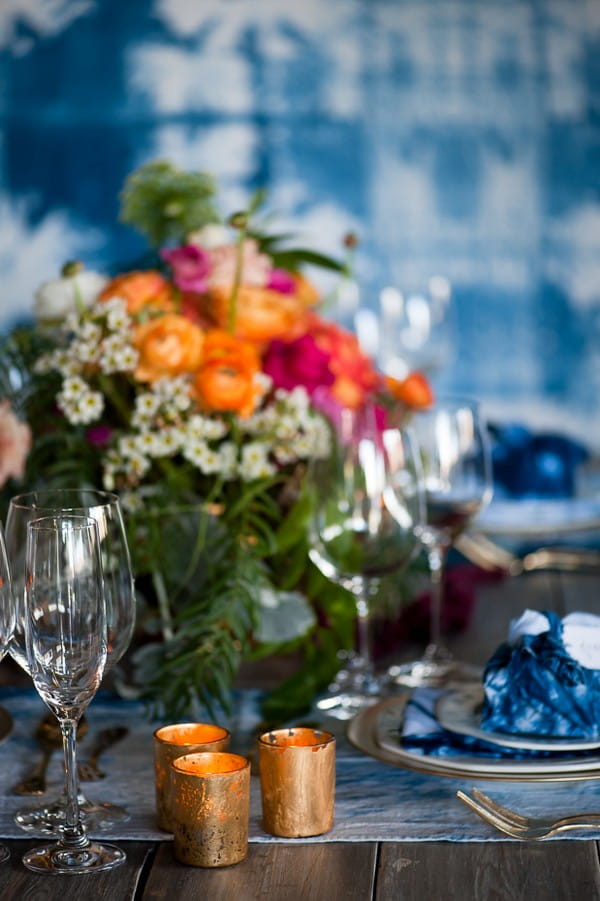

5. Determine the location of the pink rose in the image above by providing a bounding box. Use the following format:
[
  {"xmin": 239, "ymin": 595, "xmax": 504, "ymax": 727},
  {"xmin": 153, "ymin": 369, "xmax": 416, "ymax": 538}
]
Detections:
[
  {"xmin": 262, "ymin": 335, "xmax": 335, "ymax": 396},
  {"xmin": 160, "ymin": 245, "xmax": 212, "ymax": 294},
  {"xmin": 0, "ymin": 401, "xmax": 31, "ymax": 488}
]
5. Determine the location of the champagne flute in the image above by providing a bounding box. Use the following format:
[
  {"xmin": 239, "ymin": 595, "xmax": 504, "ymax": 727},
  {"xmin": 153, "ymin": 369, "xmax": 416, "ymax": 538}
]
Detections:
[
  {"xmin": 309, "ymin": 401, "xmax": 423, "ymax": 719},
  {"xmin": 21, "ymin": 513, "xmax": 125, "ymax": 874},
  {"xmin": 0, "ymin": 522, "xmax": 15, "ymax": 864},
  {"xmin": 6, "ymin": 489, "xmax": 135, "ymax": 833},
  {"xmin": 388, "ymin": 397, "xmax": 493, "ymax": 687}
]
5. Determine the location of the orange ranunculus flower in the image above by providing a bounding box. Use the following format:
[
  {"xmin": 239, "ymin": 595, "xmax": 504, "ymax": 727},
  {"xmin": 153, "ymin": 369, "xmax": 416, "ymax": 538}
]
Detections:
[
  {"xmin": 209, "ymin": 283, "xmax": 309, "ymax": 345},
  {"xmin": 132, "ymin": 314, "xmax": 204, "ymax": 382},
  {"xmin": 100, "ymin": 270, "xmax": 175, "ymax": 316},
  {"xmin": 385, "ymin": 372, "xmax": 434, "ymax": 410},
  {"xmin": 309, "ymin": 314, "xmax": 380, "ymax": 409},
  {"xmin": 193, "ymin": 329, "xmax": 262, "ymax": 418}
]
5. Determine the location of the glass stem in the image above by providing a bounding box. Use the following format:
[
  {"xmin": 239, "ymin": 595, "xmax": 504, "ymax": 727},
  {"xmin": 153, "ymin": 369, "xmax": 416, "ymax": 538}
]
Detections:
[
  {"xmin": 425, "ymin": 542, "xmax": 450, "ymax": 660},
  {"xmin": 354, "ymin": 575, "xmax": 375, "ymax": 672},
  {"xmin": 59, "ymin": 717, "xmax": 88, "ymax": 848}
]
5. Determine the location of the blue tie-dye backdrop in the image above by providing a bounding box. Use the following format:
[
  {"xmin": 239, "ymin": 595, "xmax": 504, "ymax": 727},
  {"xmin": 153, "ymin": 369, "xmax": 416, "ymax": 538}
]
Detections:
[{"xmin": 1, "ymin": 0, "xmax": 599, "ymax": 447}]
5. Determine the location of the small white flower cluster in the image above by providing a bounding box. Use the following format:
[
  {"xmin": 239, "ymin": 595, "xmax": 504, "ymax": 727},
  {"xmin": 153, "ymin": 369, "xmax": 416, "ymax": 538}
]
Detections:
[
  {"xmin": 104, "ymin": 381, "xmax": 331, "ymax": 492},
  {"xmin": 35, "ymin": 298, "xmax": 138, "ymax": 425}
]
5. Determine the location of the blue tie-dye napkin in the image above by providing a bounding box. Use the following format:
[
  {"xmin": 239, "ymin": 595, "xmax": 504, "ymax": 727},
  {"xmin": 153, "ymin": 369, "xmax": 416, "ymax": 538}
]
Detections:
[{"xmin": 481, "ymin": 609, "xmax": 600, "ymax": 740}]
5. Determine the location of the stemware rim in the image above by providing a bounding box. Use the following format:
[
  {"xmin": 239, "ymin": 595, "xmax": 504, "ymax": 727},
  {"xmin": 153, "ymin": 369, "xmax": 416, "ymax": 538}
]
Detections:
[{"xmin": 9, "ymin": 488, "xmax": 120, "ymax": 512}]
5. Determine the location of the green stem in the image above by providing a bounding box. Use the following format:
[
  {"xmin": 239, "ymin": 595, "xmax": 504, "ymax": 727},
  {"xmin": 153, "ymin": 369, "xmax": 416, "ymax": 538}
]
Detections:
[
  {"xmin": 152, "ymin": 568, "xmax": 174, "ymax": 641},
  {"xmin": 227, "ymin": 226, "xmax": 247, "ymax": 334}
]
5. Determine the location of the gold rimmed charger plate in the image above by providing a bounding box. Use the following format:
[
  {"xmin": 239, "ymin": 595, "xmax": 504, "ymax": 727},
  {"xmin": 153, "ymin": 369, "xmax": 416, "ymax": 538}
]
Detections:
[
  {"xmin": 0, "ymin": 705, "xmax": 13, "ymax": 743},
  {"xmin": 346, "ymin": 694, "xmax": 600, "ymax": 783}
]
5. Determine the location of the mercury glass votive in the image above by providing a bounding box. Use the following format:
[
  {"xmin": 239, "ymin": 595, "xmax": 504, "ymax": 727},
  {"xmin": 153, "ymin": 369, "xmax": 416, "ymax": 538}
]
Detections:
[
  {"xmin": 171, "ymin": 752, "xmax": 251, "ymax": 868},
  {"xmin": 257, "ymin": 727, "xmax": 336, "ymax": 838},
  {"xmin": 153, "ymin": 722, "xmax": 230, "ymax": 832}
]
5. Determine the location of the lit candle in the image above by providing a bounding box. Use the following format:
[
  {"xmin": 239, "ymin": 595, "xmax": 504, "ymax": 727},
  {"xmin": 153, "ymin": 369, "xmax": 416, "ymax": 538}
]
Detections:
[
  {"xmin": 171, "ymin": 752, "xmax": 251, "ymax": 868},
  {"xmin": 153, "ymin": 722, "xmax": 230, "ymax": 832},
  {"xmin": 257, "ymin": 727, "xmax": 336, "ymax": 837}
]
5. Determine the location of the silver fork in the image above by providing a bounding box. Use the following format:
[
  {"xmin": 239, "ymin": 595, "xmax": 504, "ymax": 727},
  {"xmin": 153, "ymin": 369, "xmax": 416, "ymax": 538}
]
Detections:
[{"xmin": 457, "ymin": 787, "xmax": 600, "ymax": 840}]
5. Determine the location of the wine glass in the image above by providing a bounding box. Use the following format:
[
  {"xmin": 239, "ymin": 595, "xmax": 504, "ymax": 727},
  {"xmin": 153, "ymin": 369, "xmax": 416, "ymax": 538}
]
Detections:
[
  {"xmin": 21, "ymin": 513, "xmax": 125, "ymax": 874},
  {"xmin": 376, "ymin": 274, "xmax": 456, "ymax": 381},
  {"xmin": 0, "ymin": 522, "xmax": 15, "ymax": 864},
  {"xmin": 308, "ymin": 401, "xmax": 423, "ymax": 719},
  {"xmin": 388, "ymin": 397, "xmax": 493, "ymax": 687},
  {"xmin": 5, "ymin": 489, "xmax": 135, "ymax": 833}
]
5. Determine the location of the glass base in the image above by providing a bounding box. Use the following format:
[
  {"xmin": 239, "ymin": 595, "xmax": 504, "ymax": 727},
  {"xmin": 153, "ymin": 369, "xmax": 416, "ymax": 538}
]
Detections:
[
  {"xmin": 14, "ymin": 795, "xmax": 130, "ymax": 835},
  {"xmin": 387, "ymin": 647, "xmax": 482, "ymax": 689},
  {"xmin": 315, "ymin": 653, "xmax": 381, "ymax": 720},
  {"xmin": 22, "ymin": 839, "xmax": 125, "ymax": 874},
  {"xmin": 0, "ymin": 844, "xmax": 9, "ymax": 864}
]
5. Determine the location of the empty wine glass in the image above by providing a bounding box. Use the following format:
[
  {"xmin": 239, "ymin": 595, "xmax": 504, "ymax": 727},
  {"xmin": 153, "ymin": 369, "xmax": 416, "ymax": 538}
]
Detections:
[
  {"xmin": 388, "ymin": 397, "xmax": 493, "ymax": 687},
  {"xmin": 376, "ymin": 274, "xmax": 456, "ymax": 381},
  {"xmin": 6, "ymin": 489, "xmax": 135, "ymax": 833},
  {"xmin": 0, "ymin": 522, "xmax": 15, "ymax": 864},
  {"xmin": 21, "ymin": 513, "xmax": 125, "ymax": 874},
  {"xmin": 309, "ymin": 401, "xmax": 423, "ymax": 719}
]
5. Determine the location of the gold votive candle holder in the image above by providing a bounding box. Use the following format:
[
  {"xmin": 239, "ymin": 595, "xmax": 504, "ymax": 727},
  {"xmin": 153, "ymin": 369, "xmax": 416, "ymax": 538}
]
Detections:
[
  {"xmin": 153, "ymin": 722, "xmax": 230, "ymax": 832},
  {"xmin": 171, "ymin": 752, "xmax": 251, "ymax": 868},
  {"xmin": 257, "ymin": 726, "xmax": 336, "ymax": 838}
]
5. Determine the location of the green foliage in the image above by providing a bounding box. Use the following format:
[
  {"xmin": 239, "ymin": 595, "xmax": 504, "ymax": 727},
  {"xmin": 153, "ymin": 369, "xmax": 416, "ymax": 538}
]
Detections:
[{"xmin": 119, "ymin": 160, "xmax": 220, "ymax": 247}]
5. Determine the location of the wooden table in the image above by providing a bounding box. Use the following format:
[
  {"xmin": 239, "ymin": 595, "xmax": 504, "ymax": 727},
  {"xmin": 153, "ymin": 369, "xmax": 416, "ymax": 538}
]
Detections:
[{"xmin": 0, "ymin": 569, "xmax": 598, "ymax": 900}]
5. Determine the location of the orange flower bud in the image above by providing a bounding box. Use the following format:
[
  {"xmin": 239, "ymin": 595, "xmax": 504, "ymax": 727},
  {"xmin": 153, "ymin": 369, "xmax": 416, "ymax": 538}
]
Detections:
[
  {"xmin": 133, "ymin": 314, "xmax": 204, "ymax": 382},
  {"xmin": 385, "ymin": 372, "xmax": 434, "ymax": 410}
]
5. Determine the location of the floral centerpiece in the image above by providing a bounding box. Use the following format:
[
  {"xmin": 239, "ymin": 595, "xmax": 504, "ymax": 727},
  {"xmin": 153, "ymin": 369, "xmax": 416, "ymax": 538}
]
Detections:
[{"xmin": 0, "ymin": 160, "xmax": 432, "ymax": 721}]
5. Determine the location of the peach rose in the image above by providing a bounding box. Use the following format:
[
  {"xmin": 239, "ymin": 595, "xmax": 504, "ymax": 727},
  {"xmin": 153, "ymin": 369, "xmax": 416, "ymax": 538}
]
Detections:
[
  {"xmin": 0, "ymin": 401, "xmax": 31, "ymax": 488},
  {"xmin": 100, "ymin": 270, "xmax": 175, "ymax": 316},
  {"xmin": 193, "ymin": 330, "xmax": 261, "ymax": 418},
  {"xmin": 132, "ymin": 315, "xmax": 204, "ymax": 382},
  {"xmin": 210, "ymin": 283, "xmax": 309, "ymax": 345}
]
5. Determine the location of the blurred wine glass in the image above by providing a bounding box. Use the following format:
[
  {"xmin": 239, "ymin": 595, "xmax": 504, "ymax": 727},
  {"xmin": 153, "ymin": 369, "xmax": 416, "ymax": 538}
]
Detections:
[
  {"xmin": 21, "ymin": 513, "xmax": 125, "ymax": 874},
  {"xmin": 0, "ymin": 523, "xmax": 15, "ymax": 864},
  {"xmin": 308, "ymin": 400, "xmax": 423, "ymax": 719},
  {"xmin": 376, "ymin": 275, "xmax": 455, "ymax": 381},
  {"xmin": 5, "ymin": 488, "xmax": 135, "ymax": 833},
  {"xmin": 388, "ymin": 397, "xmax": 493, "ymax": 687}
]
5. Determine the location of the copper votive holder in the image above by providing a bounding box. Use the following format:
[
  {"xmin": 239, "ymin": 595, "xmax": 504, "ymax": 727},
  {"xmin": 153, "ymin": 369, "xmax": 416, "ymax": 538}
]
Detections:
[
  {"xmin": 171, "ymin": 752, "xmax": 251, "ymax": 868},
  {"xmin": 153, "ymin": 722, "xmax": 230, "ymax": 832},
  {"xmin": 257, "ymin": 726, "xmax": 336, "ymax": 838}
]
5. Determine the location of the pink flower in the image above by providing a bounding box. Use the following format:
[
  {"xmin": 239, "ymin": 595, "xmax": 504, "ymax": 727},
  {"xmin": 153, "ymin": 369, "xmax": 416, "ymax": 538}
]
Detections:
[
  {"xmin": 160, "ymin": 245, "xmax": 212, "ymax": 294},
  {"xmin": 262, "ymin": 335, "xmax": 335, "ymax": 396},
  {"xmin": 207, "ymin": 238, "xmax": 271, "ymax": 287},
  {"xmin": 267, "ymin": 269, "xmax": 296, "ymax": 294},
  {"xmin": 0, "ymin": 401, "xmax": 31, "ymax": 488},
  {"xmin": 86, "ymin": 424, "xmax": 113, "ymax": 448}
]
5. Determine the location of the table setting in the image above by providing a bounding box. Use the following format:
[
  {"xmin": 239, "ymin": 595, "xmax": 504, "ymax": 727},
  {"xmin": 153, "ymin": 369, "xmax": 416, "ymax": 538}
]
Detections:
[{"xmin": 0, "ymin": 160, "xmax": 598, "ymax": 893}]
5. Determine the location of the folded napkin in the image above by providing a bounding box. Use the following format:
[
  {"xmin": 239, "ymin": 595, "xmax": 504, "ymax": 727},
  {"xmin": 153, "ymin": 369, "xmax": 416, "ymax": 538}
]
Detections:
[
  {"xmin": 489, "ymin": 423, "xmax": 588, "ymax": 499},
  {"xmin": 481, "ymin": 609, "xmax": 600, "ymax": 740}
]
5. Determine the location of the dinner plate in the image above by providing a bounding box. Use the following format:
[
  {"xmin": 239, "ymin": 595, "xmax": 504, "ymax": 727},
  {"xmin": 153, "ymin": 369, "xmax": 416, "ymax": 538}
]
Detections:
[
  {"xmin": 436, "ymin": 684, "xmax": 600, "ymax": 752},
  {"xmin": 474, "ymin": 496, "xmax": 600, "ymax": 538},
  {"xmin": 346, "ymin": 695, "xmax": 600, "ymax": 782}
]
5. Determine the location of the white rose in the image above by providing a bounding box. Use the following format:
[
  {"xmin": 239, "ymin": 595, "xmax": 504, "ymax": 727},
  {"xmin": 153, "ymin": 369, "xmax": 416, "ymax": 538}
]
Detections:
[{"xmin": 34, "ymin": 268, "xmax": 108, "ymax": 322}]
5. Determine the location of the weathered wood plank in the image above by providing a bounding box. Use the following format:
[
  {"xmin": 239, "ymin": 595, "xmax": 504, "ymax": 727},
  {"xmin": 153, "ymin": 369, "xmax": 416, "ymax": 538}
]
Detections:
[
  {"xmin": 376, "ymin": 840, "xmax": 600, "ymax": 901},
  {"xmin": 143, "ymin": 841, "xmax": 377, "ymax": 901},
  {"xmin": 0, "ymin": 840, "xmax": 153, "ymax": 901}
]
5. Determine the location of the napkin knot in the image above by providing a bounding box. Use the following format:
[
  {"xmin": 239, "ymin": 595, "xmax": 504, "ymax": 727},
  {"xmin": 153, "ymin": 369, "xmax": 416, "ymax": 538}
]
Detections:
[{"xmin": 481, "ymin": 609, "xmax": 600, "ymax": 740}]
